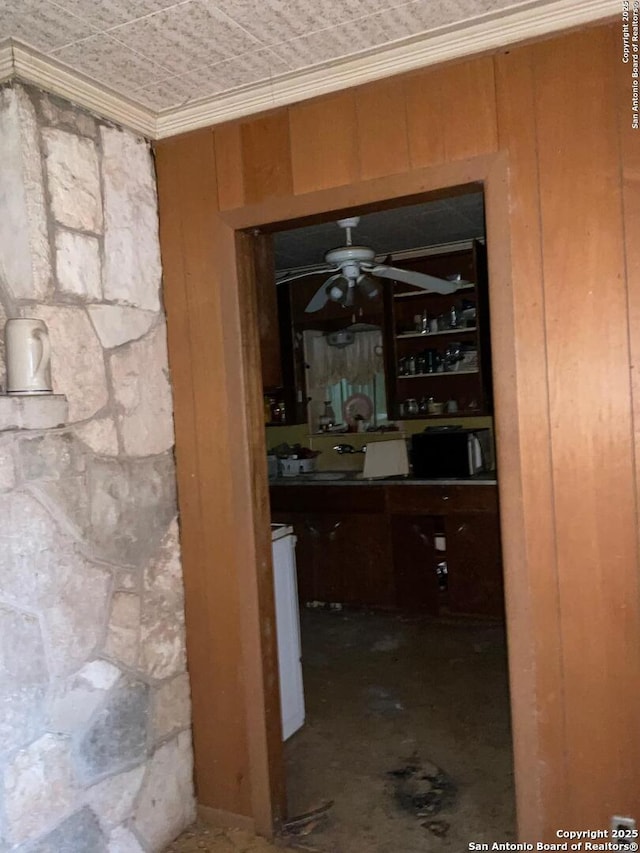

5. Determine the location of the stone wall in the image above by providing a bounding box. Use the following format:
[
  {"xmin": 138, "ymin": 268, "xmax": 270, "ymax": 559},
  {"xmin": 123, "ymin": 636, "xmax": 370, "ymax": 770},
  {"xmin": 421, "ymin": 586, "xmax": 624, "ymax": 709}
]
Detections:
[{"xmin": 0, "ymin": 83, "xmax": 195, "ymax": 852}]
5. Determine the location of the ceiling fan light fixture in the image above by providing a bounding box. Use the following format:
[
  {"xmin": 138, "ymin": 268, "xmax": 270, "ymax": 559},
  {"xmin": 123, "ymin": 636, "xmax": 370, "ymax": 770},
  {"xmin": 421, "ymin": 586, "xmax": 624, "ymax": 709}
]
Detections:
[
  {"xmin": 357, "ymin": 274, "xmax": 379, "ymax": 300},
  {"xmin": 328, "ymin": 277, "xmax": 348, "ymax": 302}
]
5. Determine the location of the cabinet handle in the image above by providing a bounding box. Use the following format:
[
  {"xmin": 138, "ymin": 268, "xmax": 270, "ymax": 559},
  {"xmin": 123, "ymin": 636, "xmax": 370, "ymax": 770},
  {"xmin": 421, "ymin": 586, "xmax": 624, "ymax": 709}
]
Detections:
[
  {"xmin": 328, "ymin": 521, "xmax": 342, "ymax": 541},
  {"xmin": 305, "ymin": 522, "xmax": 320, "ymax": 538},
  {"xmin": 411, "ymin": 524, "xmax": 431, "ymax": 548},
  {"xmin": 441, "ymin": 495, "xmax": 449, "ymax": 501}
]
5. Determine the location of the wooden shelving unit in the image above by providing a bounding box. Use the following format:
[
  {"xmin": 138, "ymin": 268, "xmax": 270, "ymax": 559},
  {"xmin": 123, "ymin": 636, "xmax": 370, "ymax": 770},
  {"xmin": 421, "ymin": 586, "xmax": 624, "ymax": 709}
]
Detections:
[{"xmin": 383, "ymin": 241, "xmax": 493, "ymax": 420}]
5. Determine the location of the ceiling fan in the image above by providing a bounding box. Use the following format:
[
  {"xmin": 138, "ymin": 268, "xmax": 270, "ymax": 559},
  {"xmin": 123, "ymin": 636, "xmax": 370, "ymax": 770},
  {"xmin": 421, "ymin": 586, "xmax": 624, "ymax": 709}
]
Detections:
[{"xmin": 275, "ymin": 217, "xmax": 461, "ymax": 313}]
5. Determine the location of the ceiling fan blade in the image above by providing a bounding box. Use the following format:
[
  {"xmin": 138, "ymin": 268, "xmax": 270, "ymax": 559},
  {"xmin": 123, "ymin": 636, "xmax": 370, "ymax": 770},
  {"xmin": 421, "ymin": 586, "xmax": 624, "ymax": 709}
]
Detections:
[
  {"xmin": 276, "ymin": 266, "xmax": 339, "ymax": 285},
  {"xmin": 367, "ymin": 264, "xmax": 460, "ymax": 295},
  {"xmin": 304, "ymin": 273, "xmax": 343, "ymax": 313}
]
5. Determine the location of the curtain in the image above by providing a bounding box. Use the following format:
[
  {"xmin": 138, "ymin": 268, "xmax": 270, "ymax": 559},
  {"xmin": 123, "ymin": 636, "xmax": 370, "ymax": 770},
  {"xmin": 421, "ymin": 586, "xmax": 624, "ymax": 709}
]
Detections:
[{"xmin": 305, "ymin": 330, "xmax": 384, "ymax": 387}]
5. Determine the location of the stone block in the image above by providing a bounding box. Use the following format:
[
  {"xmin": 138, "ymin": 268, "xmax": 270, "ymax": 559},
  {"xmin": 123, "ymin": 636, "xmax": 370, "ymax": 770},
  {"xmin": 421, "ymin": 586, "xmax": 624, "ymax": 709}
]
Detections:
[
  {"xmin": 18, "ymin": 430, "xmax": 85, "ymax": 481},
  {"xmin": 0, "ymin": 290, "xmax": 8, "ymax": 390},
  {"xmin": 152, "ymin": 673, "xmax": 191, "ymax": 742},
  {"xmin": 0, "ymin": 87, "xmax": 51, "ymax": 303},
  {"xmin": 88, "ymin": 306, "xmax": 156, "ymax": 350},
  {"xmin": 87, "ymin": 454, "xmax": 177, "ymax": 568},
  {"xmin": 46, "ymin": 659, "xmax": 121, "ymax": 734},
  {"xmin": 140, "ymin": 520, "xmax": 187, "ymax": 681},
  {"xmin": 0, "ymin": 435, "xmax": 16, "ymax": 490},
  {"xmin": 28, "ymin": 807, "xmax": 107, "ymax": 853},
  {"xmin": 74, "ymin": 416, "xmax": 119, "ymax": 456},
  {"xmin": 34, "ymin": 88, "xmax": 98, "ymax": 139},
  {"xmin": 0, "ymin": 394, "xmax": 68, "ymax": 431},
  {"xmin": 110, "ymin": 325, "xmax": 174, "ymax": 456},
  {"xmin": 2, "ymin": 733, "xmax": 77, "ymax": 845},
  {"xmin": 133, "ymin": 731, "xmax": 196, "ymax": 851},
  {"xmin": 43, "ymin": 128, "xmax": 102, "ymax": 233},
  {"xmin": 77, "ymin": 677, "xmax": 149, "ymax": 783},
  {"xmin": 107, "ymin": 826, "xmax": 146, "ymax": 853},
  {"xmin": 101, "ymin": 127, "xmax": 161, "ymax": 311},
  {"xmin": 0, "ymin": 604, "xmax": 48, "ymax": 754},
  {"xmin": 0, "ymin": 492, "xmax": 111, "ymax": 677},
  {"xmin": 86, "ymin": 764, "xmax": 145, "ymax": 832},
  {"xmin": 32, "ymin": 306, "xmax": 108, "ymax": 422},
  {"xmin": 104, "ymin": 592, "xmax": 141, "ymax": 668},
  {"xmin": 55, "ymin": 229, "xmax": 102, "ymax": 300}
]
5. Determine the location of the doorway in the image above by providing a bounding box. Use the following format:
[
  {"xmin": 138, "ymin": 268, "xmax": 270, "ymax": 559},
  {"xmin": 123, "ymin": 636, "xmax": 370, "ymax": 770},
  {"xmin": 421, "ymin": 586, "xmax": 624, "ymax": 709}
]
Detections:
[{"xmin": 262, "ymin": 189, "xmax": 514, "ymax": 849}]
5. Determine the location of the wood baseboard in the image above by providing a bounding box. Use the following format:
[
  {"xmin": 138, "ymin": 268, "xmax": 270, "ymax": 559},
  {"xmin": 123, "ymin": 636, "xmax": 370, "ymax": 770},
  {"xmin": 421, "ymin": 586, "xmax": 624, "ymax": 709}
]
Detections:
[{"xmin": 197, "ymin": 804, "xmax": 257, "ymax": 836}]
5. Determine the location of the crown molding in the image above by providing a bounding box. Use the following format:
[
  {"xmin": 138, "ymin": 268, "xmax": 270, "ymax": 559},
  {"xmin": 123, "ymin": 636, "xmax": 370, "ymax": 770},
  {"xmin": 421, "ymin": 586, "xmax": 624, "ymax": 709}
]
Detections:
[
  {"xmin": 156, "ymin": 0, "xmax": 616, "ymax": 137},
  {"xmin": 1, "ymin": 41, "xmax": 157, "ymax": 137},
  {"xmin": 0, "ymin": 42, "xmax": 14, "ymax": 81},
  {"xmin": 0, "ymin": 0, "xmax": 618, "ymax": 140}
]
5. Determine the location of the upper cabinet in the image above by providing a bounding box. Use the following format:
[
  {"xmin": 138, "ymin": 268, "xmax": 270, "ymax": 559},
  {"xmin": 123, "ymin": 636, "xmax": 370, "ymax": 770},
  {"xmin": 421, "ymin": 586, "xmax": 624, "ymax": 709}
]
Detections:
[{"xmin": 383, "ymin": 240, "xmax": 492, "ymax": 419}]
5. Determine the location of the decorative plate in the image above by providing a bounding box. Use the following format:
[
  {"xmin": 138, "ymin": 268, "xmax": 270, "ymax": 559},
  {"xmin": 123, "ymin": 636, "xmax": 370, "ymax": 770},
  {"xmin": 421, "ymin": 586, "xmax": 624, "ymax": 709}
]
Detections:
[{"xmin": 343, "ymin": 393, "xmax": 374, "ymax": 427}]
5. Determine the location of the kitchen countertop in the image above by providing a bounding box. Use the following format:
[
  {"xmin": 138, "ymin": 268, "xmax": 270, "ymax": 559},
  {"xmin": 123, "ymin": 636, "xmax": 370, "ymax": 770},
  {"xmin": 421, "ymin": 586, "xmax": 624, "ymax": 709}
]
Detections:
[{"xmin": 269, "ymin": 472, "xmax": 497, "ymax": 486}]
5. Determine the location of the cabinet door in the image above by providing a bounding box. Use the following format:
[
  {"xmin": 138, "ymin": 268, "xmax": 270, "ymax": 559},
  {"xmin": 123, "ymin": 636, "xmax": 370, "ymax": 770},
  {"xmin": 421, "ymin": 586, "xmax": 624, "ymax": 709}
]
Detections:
[
  {"xmin": 391, "ymin": 515, "xmax": 440, "ymax": 614},
  {"xmin": 327, "ymin": 513, "xmax": 394, "ymax": 608},
  {"xmin": 281, "ymin": 512, "xmax": 394, "ymax": 608},
  {"xmin": 270, "ymin": 512, "xmax": 319, "ymax": 604},
  {"xmin": 445, "ymin": 512, "xmax": 504, "ymax": 618}
]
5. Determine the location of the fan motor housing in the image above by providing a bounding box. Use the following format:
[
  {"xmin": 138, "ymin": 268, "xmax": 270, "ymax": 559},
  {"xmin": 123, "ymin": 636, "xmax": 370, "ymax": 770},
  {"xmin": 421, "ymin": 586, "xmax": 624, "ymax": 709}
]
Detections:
[{"xmin": 324, "ymin": 246, "xmax": 376, "ymax": 266}]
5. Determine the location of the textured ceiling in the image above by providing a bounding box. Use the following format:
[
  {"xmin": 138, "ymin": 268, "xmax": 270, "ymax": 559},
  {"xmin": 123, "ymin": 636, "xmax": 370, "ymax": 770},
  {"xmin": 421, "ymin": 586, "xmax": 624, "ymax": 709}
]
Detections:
[
  {"xmin": 274, "ymin": 192, "xmax": 485, "ymax": 271},
  {"xmin": 0, "ymin": 0, "xmax": 557, "ymax": 112}
]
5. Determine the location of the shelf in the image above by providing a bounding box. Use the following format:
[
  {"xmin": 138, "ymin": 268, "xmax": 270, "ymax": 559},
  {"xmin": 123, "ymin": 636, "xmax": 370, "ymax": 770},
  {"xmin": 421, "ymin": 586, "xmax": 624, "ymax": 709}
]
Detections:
[
  {"xmin": 395, "ymin": 327, "xmax": 477, "ymax": 340},
  {"xmin": 397, "ymin": 369, "xmax": 479, "ymax": 378},
  {"xmin": 394, "ymin": 283, "xmax": 475, "ymax": 298}
]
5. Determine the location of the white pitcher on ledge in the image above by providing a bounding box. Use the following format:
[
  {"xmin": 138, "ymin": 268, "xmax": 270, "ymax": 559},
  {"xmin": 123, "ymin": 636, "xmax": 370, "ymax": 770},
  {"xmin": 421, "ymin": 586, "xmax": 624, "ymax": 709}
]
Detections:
[{"xmin": 5, "ymin": 318, "xmax": 52, "ymax": 394}]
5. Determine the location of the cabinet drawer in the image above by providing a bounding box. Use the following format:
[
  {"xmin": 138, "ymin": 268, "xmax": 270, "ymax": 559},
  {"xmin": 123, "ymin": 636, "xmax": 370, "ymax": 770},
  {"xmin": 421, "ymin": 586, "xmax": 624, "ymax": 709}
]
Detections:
[
  {"xmin": 269, "ymin": 484, "xmax": 386, "ymax": 514},
  {"xmin": 387, "ymin": 484, "xmax": 498, "ymax": 515}
]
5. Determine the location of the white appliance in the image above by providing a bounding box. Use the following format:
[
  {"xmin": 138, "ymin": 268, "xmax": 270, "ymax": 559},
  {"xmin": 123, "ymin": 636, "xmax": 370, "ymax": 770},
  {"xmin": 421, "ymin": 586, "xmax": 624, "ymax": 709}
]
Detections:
[
  {"xmin": 271, "ymin": 524, "xmax": 305, "ymax": 740},
  {"xmin": 362, "ymin": 438, "xmax": 410, "ymax": 479}
]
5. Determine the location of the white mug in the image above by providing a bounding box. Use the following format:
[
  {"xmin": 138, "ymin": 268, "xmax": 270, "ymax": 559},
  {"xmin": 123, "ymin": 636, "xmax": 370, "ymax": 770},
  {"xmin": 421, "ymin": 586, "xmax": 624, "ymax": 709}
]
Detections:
[{"xmin": 5, "ymin": 318, "xmax": 52, "ymax": 394}]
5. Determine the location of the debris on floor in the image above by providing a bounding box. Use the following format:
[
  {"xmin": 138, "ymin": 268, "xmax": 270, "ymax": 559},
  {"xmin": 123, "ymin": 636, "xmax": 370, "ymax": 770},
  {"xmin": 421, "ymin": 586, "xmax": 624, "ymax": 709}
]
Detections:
[
  {"xmin": 166, "ymin": 821, "xmax": 285, "ymax": 852},
  {"xmin": 280, "ymin": 800, "xmax": 334, "ymax": 838},
  {"xmin": 365, "ymin": 685, "xmax": 404, "ymax": 716},
  {"xmin": 422, "ymin": 819, "xmax": 451, "ymax": 837},
  {"xmin": 387, "ymin": 756, "xmax": 457, "ymax": 819}
]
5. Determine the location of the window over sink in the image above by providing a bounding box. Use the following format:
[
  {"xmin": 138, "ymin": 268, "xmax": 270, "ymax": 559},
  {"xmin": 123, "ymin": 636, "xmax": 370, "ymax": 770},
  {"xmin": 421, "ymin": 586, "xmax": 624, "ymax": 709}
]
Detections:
[{"xmin": 303, "ymin": 329, "xmax": 388, "ymax": 433}]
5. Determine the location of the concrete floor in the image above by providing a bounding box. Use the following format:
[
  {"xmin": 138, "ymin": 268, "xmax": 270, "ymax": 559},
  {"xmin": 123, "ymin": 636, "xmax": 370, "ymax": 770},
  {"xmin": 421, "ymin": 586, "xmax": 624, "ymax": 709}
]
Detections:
[{"xmin": 170, "ymin": 609, "xmax": 515, "ymax": 852}]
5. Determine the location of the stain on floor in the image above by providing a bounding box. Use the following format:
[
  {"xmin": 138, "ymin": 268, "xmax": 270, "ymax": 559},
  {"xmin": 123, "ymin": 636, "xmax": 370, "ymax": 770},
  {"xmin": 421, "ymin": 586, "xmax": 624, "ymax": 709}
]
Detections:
[{"xmin": 168, "ymin": 610, "xmax": 515, "ymax": 853}]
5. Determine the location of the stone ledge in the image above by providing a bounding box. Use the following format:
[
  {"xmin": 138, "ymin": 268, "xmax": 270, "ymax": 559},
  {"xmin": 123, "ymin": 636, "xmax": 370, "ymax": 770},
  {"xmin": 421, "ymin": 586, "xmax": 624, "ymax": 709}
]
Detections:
[{"xmin": 0, "ymin": 394, "xmax": 68, "ymax": 431}]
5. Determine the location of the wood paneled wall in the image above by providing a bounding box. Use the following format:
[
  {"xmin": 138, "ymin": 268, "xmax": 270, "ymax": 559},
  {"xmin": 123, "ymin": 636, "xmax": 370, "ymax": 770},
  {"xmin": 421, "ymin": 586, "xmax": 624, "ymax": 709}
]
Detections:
[{"xmin": 155, "ymin": 22, "xmax": 640, "ymax": 840}]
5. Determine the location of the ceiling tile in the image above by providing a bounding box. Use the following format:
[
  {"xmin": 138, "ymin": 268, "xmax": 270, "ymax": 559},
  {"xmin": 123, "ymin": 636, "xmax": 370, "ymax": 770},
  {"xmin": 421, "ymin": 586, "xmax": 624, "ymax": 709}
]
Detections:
[
  {"xmin": 271, "ymin": 13, "xmax": 407, "ymax": 70},
  {"xmin": 108, "ymin": 0, "xmax": 263, "ymax": 76},
  {"xmin": 51, "ymin": 34, "xmax": 173, "ymax": 91},
  {"xmin": 398, "ymin": 0, "xmax": 543, "ymax": 31},
  {"xmin": 49, "ymin": 0, "xmax": 187, "ymax": 30},
  {"xmin": 211, "ymin": 0, "xmax": 384, "ymax": 47},
  {"xmin": 273, "ymin": 194, "xmax": 485, "ymax": 270},
  {"xmin": 0, "ymin": 0, "xmax": 97, "ymax": 51},
  {"xmin": 177, "ymin": 48, "xmax": 290, "ymax": 98},
  {"xmin": 129, "ymin": 74, "xmax": 198, "ymax": 110}
]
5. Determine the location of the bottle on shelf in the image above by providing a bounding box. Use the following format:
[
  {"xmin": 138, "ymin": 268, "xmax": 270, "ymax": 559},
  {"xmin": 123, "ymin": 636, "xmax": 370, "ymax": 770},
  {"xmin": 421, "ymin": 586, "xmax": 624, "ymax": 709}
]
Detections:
[{"xmin": 318, "ymin": 400, "xmax": 336, "ymax": 432}]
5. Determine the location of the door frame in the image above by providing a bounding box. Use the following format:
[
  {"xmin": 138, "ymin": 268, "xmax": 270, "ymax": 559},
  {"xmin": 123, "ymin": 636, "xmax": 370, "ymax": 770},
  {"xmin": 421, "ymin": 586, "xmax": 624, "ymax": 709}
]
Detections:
[{"xmin": 158, "ymin": 141, "xmax": 538, "ymax": 835}]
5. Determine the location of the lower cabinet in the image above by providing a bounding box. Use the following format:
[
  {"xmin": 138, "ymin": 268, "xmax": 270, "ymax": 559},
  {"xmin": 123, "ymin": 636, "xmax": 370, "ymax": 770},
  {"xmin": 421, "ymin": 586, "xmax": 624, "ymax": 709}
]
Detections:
[
  {"xmin": 445, "ymin": 511, "xmax": 504, "ymax": 618},
  {"xmin": 273, "ymin": 510, "xmax": 395, "ymax": 609},
  {"xmin": 271, "ymin": 483, "xmax": 504, "ymax": 618},
  {"xmin": 390, "ymin": 515, "xmax": 439, "ymax": 614}
]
